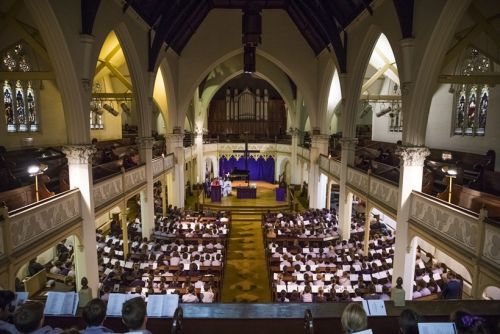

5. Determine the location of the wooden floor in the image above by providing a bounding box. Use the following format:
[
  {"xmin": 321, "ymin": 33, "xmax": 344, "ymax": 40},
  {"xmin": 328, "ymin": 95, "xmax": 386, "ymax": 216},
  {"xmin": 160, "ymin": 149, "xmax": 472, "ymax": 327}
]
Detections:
[{"xmin": 199, "ymin": 181, "xmax": 289, "ymax": 209}]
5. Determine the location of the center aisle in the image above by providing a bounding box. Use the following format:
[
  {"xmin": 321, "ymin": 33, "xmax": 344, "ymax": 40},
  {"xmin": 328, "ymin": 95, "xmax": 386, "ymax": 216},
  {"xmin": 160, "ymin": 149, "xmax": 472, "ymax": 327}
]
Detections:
[{"xmin": 220, "ymin": 212, "xmax": 272, "ymax": 302}]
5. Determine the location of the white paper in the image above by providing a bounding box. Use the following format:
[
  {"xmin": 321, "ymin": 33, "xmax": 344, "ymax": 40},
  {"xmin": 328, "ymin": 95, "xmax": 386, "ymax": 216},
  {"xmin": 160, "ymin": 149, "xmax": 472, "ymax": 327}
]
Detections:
[
  {"xmin": 106, "ymin": 293, "xmax": 135, "ymax": 317},
  {"xmin": 354, "ymin": 330, "xmax": 373, "ymax": 334},
  {"xmin": 44, "ymin": 292, "xmax": 79, "ymax": 316},
  {"xmin": 366, "ymin": 300, "xmax": 387, "ymax": 316},
  {"xmin": 418, "ymin": 323, "xmax": 456, "ymax": 334},
  {"xmin": 15, "ymin": 292, "xmax": 28, "ymax": 306},
  {"xmin": 147, "ymin": 294, "xmax": 179, "ymax": 317}
]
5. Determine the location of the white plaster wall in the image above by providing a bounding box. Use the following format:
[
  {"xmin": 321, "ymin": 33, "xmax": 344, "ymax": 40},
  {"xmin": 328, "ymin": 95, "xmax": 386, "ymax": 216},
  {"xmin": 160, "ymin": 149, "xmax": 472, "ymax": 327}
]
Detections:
[
  {"xmin": 416, "ymin": 237, "xmax": 472, "ymax": 284},
  {"xmin": 426, "ymin": 84, "xmax": 500, "ymax": 171},
  {"xmin": 178, "ymin": 9, "xmax": 318, "ymax": 124}
]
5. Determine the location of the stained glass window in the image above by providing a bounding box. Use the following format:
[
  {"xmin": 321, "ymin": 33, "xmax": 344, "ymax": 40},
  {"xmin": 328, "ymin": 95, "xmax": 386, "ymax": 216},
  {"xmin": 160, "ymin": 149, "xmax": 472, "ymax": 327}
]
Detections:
[
  {"xmin": 453, "ymin": 48, "xmax": 490, "ymax": 136},
  {"xmin": 1, "ymin": 43, "xmax": 38, "ymax": 132}
]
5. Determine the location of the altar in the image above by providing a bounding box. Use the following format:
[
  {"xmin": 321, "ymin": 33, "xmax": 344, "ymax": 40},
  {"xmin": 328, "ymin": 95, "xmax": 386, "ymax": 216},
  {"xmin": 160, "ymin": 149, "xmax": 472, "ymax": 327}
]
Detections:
[{"xmin": 236, "ymin": 186, "xmax": 257, "ymax": 199}]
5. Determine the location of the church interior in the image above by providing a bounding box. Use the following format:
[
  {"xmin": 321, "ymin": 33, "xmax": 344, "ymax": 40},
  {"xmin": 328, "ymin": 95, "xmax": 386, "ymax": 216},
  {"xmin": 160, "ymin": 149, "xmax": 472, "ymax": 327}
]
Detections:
[{"xmin": 0, "ymin": 0, "xmax": 499, "ymax": 333}]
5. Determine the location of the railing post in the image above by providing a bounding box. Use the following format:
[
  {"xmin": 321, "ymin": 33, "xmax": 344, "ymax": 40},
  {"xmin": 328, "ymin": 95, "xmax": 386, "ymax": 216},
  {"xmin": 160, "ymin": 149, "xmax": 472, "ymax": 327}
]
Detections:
[{"xmin": 471, "ymin": 208, "xmax": 487, "ymax": 298}]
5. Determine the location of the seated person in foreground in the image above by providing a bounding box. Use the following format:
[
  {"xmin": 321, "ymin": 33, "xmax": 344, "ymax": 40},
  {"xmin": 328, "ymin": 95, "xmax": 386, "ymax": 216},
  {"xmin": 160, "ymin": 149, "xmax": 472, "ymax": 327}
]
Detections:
[
  {"xmin": 14, "ymin": 301, "xmax": 61, "ymax": 334},
  {"xmin": 122, "ymin": 297, "xmax": 151, "ymax": 334},
  {"xmin": 341, "ymin": 302, "xmax": 368, "ymax": 334},
  {"xmin": 0, "ymin": 290, "xmax": 19, "ymax": 333},
  {"xmin": 81, "ymin": 298, "xmax": 114, "ymax": 333}
]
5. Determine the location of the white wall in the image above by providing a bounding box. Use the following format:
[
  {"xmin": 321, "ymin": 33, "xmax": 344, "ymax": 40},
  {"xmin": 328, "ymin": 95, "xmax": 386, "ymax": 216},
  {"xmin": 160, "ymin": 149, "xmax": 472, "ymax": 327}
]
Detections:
[
  {"xmin": 426, "ymin": 84, "xmax": 500, "ymax": 171},
  {"xmin": 416, "ymin": 237, "xmax": 472, "ymax": 294}
]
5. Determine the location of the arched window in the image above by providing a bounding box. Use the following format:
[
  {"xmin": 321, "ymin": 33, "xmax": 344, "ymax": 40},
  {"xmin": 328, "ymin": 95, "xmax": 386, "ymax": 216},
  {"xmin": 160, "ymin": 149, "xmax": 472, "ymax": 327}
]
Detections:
[
  {"xmin": 453, "ymin": 48, "xmax": 490, "ymax": 136},
  {"xmin": 2, "ymin": 43, "xmax": 38, "ymax": 132}
]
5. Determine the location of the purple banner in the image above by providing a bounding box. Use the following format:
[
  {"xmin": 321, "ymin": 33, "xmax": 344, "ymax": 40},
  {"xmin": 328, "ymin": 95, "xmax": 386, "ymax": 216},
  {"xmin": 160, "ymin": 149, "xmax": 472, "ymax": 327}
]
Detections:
[{"xmin": 219, "ymin": 156, "xmax": 275, "ymax": 182}]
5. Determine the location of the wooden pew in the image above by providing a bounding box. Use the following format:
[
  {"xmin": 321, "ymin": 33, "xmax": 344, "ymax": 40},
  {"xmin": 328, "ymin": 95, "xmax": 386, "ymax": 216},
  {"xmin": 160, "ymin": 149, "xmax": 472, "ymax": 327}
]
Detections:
[
  {"xmin": 437, "ymin": 183, "xmax": 500, "ymax": 218},
  {"xmin": 469, "ymin": 168, "xmax": 500, "ymax": 197},
  {"xmin": 0, "ymin": 175, "xmax": 54, "ymax": 211},
  {"xmin": 42, "ymin": 300, "xmax": 500, "ymax": 334}
]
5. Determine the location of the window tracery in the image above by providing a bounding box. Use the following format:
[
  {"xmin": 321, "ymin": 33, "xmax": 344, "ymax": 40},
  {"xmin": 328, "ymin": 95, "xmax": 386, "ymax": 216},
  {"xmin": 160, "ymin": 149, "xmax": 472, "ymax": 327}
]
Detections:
[
  {"xmin": 453, "ymin": 48, "xmax": 490, "ymax": 136},
  {"xmin": 2, "ymin": 43, "xmax": 38, "ymax": 132}
]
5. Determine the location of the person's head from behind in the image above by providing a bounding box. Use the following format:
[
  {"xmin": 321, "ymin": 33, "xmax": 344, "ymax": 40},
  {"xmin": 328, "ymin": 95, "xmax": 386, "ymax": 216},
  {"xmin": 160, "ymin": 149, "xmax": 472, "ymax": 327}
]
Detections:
[
  {"xmin": 399, "ymin": 308, "xmax": 421, "ymax": 334},
  {"xmin": 0, "ymin": 290, "xmax": 16, "ymax": 320},
  {"xmin": 451, "ymin": 310, "xmax": 490, "ymax": 334},
  {"xmin": 122, "ymin": 297, "xmax": 147, "ymax": 330},
  {"xmin": 341, "ymin": 302, "xmax": 367, "ymax": 334},
  {"xmin": 82, "ymin": 298, "xmax": 107, "ymax": 327},
  {"xmin": 14, "ymin": 301, "xmax": 44, "ymax": 333}
]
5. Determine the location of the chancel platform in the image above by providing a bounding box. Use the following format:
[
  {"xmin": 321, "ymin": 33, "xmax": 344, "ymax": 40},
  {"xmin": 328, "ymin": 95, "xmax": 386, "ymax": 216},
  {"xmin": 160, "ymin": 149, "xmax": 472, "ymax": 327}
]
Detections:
[{"xmin": 200, "ymin": 181, "xmax": 289, "ymax": 212}]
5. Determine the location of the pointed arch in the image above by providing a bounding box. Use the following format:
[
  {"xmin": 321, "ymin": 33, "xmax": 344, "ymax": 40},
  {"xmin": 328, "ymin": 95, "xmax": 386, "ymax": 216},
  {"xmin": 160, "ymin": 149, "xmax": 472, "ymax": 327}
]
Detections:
[{"xmin": 25, "ymin": 0, "xmax": 88, "ymax": 144}]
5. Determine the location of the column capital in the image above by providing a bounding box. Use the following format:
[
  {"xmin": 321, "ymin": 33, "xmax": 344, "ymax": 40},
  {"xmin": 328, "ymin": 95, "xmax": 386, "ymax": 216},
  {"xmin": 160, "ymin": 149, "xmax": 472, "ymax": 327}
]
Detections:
[
  {"xmin": 63, "ymin": 145, "xmax": 96, "ymax": 164},
  {"xmin": 311, "ymin": 134, "xmax": 330, "ymax": 144},
  {"xmin": 79, "ymin": 34, "xmax": 95, "ymax": 44},
  {"xmin": 288, "ymin": 127, "xmax": 300, "ymax": 136},
  {"xmin": 396, "ymin": 145, "xmax": 430, "ymax": 166},
  {"xmin": 136, "ymin": 136, "xmax": 155, "ymax": 150},
  {"xmin": 339, "ymin": 137, "xmax": 358, "ymax": 149}
]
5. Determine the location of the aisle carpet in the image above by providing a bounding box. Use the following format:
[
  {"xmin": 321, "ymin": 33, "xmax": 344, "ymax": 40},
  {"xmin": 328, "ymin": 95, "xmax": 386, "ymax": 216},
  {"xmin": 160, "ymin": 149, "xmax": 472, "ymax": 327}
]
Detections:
[{"xmin": 220, "ymin": 213, "xmax": 272, "ymax": 303}]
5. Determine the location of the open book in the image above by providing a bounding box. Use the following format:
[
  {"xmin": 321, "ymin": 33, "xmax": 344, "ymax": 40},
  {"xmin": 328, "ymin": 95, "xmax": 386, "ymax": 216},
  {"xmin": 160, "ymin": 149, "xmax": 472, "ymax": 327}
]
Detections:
[
  {"xmin": 106, "ymin": 293, "xmax": 136, "ymax": 317},
  {"xmin": 146, "ymin": 294, "xmax": 179, "ymax": 317},
  {"xmin": 43, "ymin": 292, "xmax": 79, "ymax": 316},
  {"xmin": 418, "ymin": 323, "xmax": 457, "ymax": 334}
]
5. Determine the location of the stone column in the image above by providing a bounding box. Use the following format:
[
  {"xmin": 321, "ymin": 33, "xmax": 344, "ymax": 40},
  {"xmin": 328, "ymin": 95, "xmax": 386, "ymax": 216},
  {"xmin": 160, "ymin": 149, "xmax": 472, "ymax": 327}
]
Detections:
[
  {"xmin": 161, "ymin": 178, "xmax": 167, "ymax": 217},
  {"xmin": 338, "ymin": 137, "xmax": 358, "ymax": 240},
  {"xmin": 195, "ymin": 132, "xmax": 204, "ymax": 184},
  {"xmin": 62, "ymin": 145, "xmax": 98, "ymax": 295},
  {"xmin": 120, "ymin": 202, "xmax": 129, "ymax": 259},
  {"xmin": 136, "ymin": 137, "xmax": 155, "ymax": 239},
  {"xmin": 392, "ymin": 146, "xmax": 430, "ymax": 299},
  {"xmin": 290, "ymin": 129, "xmax": 301, "ymax": 185},
  {"xmin": 166, "ymin": 130, "xmax": 185, "ymax": 208},
  {"xmin": 308, "ymin": 133, "xmax": 329, "ymax": 208},
  {"xmin": 326, "ymin": 180, "xmax": 332, "ymax": 210}
]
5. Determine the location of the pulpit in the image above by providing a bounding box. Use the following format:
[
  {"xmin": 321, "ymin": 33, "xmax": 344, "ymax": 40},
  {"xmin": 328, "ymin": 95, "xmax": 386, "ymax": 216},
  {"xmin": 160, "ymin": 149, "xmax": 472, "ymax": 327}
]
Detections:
[
  {"xmin": 276, "ymin": 187, "xmax": 286, "ymax": 201},
  {"xmin": 211, "ymin": 185, "xmax": 222, "ymax": 202}
]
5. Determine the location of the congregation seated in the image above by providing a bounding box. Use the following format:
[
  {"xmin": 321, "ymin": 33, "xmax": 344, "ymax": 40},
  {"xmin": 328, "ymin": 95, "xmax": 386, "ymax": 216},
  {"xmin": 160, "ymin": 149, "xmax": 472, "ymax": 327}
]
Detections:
[{"xmin": 96, "ymin": 210, "xmax": 229, "ymax": 303}]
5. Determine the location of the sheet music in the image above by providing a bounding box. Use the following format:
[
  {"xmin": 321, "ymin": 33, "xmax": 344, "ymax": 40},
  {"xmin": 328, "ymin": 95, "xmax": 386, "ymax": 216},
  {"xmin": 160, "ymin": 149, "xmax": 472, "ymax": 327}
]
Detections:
[
  {"xmin": 44, "ymin": 292, "xmax": 79, "ymax": 316},
  {"xmin": 15, "ymin": 292, "xmax": 28, "ymax": 306},
  {"xmin": 147, "ymin": 294, "xmax": 179, "ymax": 317},
  {"xmin": 366, "ymin": 300, "xmax": 387, "ymax": 316},
  {"xmin": 106, "ymin": 293, "xmax": 135, "ymax": 317},
  {"xmin": 418, "ymin": 323, "xmax": 457, "ymax": 334}
]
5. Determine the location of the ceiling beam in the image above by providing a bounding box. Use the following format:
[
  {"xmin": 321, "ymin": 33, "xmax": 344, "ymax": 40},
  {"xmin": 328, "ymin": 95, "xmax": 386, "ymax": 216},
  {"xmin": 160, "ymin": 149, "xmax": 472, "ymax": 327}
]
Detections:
[
  {"xmin": 102, "ymin": 60, "xmax": 132, "ymax": 91},
  {"xmin": 0, "ymin": 71, "xmax": 55, "ymax": 80},
  {"xmin": 468, "ymin": 4, "xmax": 500, "ymax": 52},
  {"xmin": 362, "ymin": 63, "xmax": 391, "ymax": 92},
  {"xmin": 95, "ymin": 44, "xmax": 122, "ymax": 77},
  {"xmin": 442, "ymin": 22, "xmax": 485, "ymax": 67},
  {"xmin": 438, "ymin": 74, "xmax": 500, "ymax": 84},
  {"xmin": 360, "ymin": 94, "xmax": 401, "ymax": 101},
  {"xmin": 81, "ymin": 0, "xmax": 101, "ymax": 35},
  {"xmin": 92, "ymin": 92, "xmax": 133, "ymax": 99},
  {"xmin": 392, "ymin": 0, "xmax": 414, "ymax": 38},
  {"xmin": 374, "ymin": 48, "xmax": 399, "ymax": 77}
]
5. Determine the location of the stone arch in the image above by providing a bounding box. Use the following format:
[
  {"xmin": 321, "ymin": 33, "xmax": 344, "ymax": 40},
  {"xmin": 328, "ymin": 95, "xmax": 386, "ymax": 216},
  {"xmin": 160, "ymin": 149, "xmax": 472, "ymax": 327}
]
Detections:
[
  {"xmin": 112, "ymin": 23, "xmax": 150, "ymax": 137},
  {"xmin": 408, "ymin": 234, "xmax": 474, "ymax": 294},
  {"xmin": 343, "ymin": 25, "xmax": 401, "ymax": 138},
  {"xmin": 317, "ymin": 58, "xmax": 339, "ymax": 134},
  {"xmin": 24, "ymin": 0, "xmax": 89, "ymax": 144},
  {"xmin": 404, "ymin": 0, "xmax": 472, "ymax": 145},
  {"xmin": 157, "ymin": 59, "xmax": 178, "ymax": 133},
  {"xmin": 179, "ymin": 48, "xmax": 316, "ymax": 130},
  {"xmin": 277, "ymin": 157, "xmax": 291, "ymax": 184}
]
